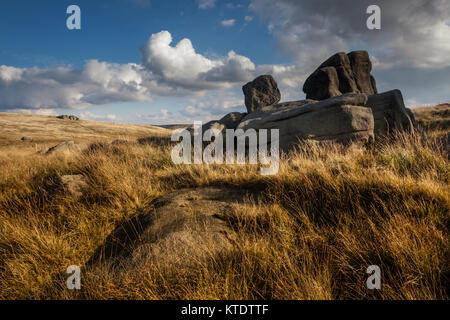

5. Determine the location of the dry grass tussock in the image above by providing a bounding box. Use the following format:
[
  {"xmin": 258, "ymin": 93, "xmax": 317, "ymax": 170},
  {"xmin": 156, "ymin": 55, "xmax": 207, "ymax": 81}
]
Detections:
[{"xmin": 0, "ymin": 110, "xmax": 448, "ymax": 300}]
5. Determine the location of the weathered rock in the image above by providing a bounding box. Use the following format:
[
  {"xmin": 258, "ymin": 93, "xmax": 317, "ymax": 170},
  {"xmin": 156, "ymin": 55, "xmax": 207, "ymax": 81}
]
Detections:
[
  {"xmin": 366, "ymin": 90, "xmax": 414, "ymax": 136},
  {"xmin": 46, "ymin": 141, "xmax": 76, "ymax": 155},
  {"xmin": 302, "ymin": 67, "xmax": 342, "ymax": 101},
  {"xmin": 218, "ymin": 112, "xmax": 247, "ymax": 129},
  {"xmin": 57, "ymin": 175, "xmax": 88, "ymax": 198},
  {"xmin": 237, "ymin": 93, "xmax": 374, "ymax": 151},
  {"xmin": 57, "ymin": 115, "xmax": 80, "ymax": 121},
  {"xmin": 348, "ymin": 51, "xmax": 377, "ymax": 95},
  {"xmin": 243, "ymin": 75, "xmax": 281, "ymax": 113},
  {"xmin": 303, "ymin": 51, "xmax": 377, "ymax": 100},
  {"xmin": 88, "ymin": 187, "xmax": 257, "ymax": 267}
]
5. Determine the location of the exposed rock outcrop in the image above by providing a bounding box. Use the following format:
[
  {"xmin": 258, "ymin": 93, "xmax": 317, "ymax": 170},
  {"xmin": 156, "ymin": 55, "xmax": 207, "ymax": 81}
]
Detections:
[
  {"xmin": 303, "ymin": 51, "xmax": 377, "ymax": 100},
  {"xmin": 243, "ymin": 75, "xmax": 281, "ymax": 113},
  {"xmin": 88, "ymin": 187, "xmax": 257, "ymax": 267}
]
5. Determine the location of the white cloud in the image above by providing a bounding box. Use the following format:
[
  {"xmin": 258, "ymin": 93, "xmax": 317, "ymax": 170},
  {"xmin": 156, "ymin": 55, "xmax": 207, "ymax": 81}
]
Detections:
[
  {"xmin": 244, "ymin": 16, "xmax": 253, "ymax": 22},
  {"xmin": 221, "ymin": 19, "xmax": 236, "ymax": 27},
  {"xmin": 140, "ymin": 31, "xmax": 255, "ymax": 89},
  {"xmin": 197, "ymin": 0, "xmax": 215, "ymax": 9}
]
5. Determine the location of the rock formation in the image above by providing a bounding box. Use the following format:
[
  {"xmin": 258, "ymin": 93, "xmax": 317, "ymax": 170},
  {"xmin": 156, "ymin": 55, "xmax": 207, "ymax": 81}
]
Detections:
[
  {"xmin": 57, "ymin": 115, "xmax": 80, "ymax": 121},
  {"xmin": 237, "ymin": 93, "xmax": 374, "ymax": 151},
  {"xmin": 243, "ymin": 75, "xmax": 281, "ymax": 113},
  {"xmin": 303, "ymin": 51, "xmax": 377, "ymax": 100},
  {"xmin": 194, "ymin": 50, "xmax": 416, "ymax": 152}
]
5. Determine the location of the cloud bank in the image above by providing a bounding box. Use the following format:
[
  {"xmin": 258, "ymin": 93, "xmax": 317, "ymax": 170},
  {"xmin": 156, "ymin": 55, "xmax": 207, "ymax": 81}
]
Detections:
[{"xmin": 0, "ymin": 31, "xmax": 260, "ymax": 112}]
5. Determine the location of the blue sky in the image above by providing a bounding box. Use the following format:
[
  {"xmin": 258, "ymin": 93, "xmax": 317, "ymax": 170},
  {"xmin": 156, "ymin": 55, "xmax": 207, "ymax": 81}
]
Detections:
[{"xmin": 1, "ymin": 0, "xmax": 449, "ymax": 124}]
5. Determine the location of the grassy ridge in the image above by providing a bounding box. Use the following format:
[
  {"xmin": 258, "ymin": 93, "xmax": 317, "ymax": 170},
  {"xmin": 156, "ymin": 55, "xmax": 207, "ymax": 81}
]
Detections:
[{"xmin": 0, "ymin": 108, "xmax": 448, "ymax": 299}]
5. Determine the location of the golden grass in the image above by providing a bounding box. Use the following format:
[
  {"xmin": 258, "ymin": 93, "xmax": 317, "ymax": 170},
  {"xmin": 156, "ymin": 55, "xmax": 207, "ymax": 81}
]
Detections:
[
  {"xmin": 412, "ymin": 103, "xmax": 449, "ymax": 139},
  {"xmin": 0, "ymin": 109, "xmax": 448, "ymax": 300},
  {"xmin": 0, "ymin": 134, "xmax": 448, "ymax": 299}
]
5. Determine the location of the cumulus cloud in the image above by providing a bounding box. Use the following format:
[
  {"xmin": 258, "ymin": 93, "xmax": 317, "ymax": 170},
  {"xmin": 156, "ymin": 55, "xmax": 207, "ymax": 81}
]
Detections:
[
  {"xmin": 221, "ymin": 19, "xmax": 236, "ymax": 27},
  {"xmin": 197, "ymin": 0, "xmax": 216, "ymax": 9},
  {"xmin": 140, "ymin": 31, "xmax": 255, "ymax": 90}
]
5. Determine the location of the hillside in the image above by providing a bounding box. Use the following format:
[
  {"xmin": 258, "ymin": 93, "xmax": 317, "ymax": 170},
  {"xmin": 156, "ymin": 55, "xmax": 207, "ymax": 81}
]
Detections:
[
  {"xmin": 0, "ymin": 113, "xmax": 170, "ymax": 154},
  {"xmin": 0, "ymin": 105, "xmax": 448, "ymax": 300}
]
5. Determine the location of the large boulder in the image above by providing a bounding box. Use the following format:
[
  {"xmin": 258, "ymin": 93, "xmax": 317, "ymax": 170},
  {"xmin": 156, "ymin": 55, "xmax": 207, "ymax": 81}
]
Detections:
[
  {"xmin": 303, "ymin": 51, "xmax": 377, "ymax": 100},
  {"xmin": 237, "ymin": 93, "xmax": 374, "ymax": 151},
  {"xmin": 366, "ymin": 90, "xmax": 415, "ymax": 136},
  {"xmin": 243, "ymin": 75, "xmax": 281, "ymax": 113}
]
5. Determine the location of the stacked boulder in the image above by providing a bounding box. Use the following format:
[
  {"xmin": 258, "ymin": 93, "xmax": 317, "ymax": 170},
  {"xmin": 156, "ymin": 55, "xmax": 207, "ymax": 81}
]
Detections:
[
  {"xmin": 198, "ymin": 50, "xmax": 416, "ymax": 151},
  {"xmin": 303, "ymin": 51, "xmax": 377, "ymax": 100}
]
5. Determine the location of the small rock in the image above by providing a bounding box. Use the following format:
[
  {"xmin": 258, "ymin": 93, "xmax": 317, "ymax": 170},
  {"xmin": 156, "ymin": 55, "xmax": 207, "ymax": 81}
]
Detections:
[
  {"xmin": 46, "ymin": 141, "xmax": 76, "ymax": 155},
  {"xmin": 21, "ymin": 137, "xmax": 33, "ymax": 141}
]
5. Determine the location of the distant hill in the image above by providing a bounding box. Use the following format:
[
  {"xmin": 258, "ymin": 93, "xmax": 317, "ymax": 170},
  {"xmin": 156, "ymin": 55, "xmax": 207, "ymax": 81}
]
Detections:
[{"xmin": 0, "ymin": 113, "xmax": 170, "ymax": 148}]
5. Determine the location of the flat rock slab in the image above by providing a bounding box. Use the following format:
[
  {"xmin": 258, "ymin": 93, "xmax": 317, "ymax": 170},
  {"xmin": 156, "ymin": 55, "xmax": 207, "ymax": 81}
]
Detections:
[
  {"xmin": 88, "ymin": 187, "xmax": 257, "ymax": 268},
  {"xmin": 237, "ymin": 93, "xmax": 374, "ymax": 151}
]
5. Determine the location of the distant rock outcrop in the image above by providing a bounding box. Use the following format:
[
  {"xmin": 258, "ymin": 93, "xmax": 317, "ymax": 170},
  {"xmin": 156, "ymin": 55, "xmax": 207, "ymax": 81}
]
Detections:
[
  {"xmin": 243, "ymin": 75, "xmax": 281, "ymax": 113},
  {"xmin": 303, "ymin": 51, "xmax": 377, "ymax": 100},
  {"xmin": 57, "ymin": 115, "xmax": 80, "ymax": 121}
]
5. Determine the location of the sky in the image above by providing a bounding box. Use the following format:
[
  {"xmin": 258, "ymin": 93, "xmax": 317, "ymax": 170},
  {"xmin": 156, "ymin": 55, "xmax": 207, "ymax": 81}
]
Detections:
[{"xmin": 0, "ymin": 0, "xmax": 449, "ymax": 124}]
